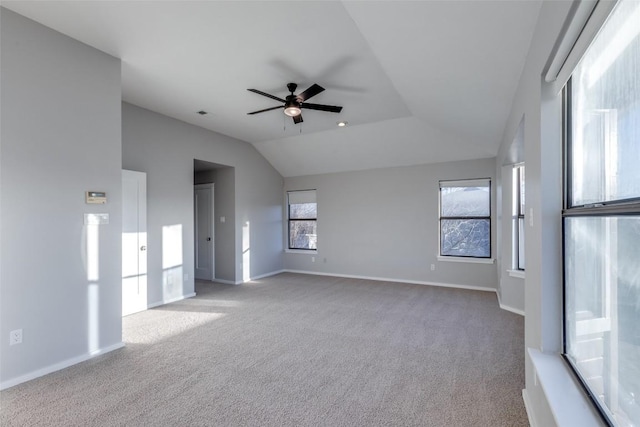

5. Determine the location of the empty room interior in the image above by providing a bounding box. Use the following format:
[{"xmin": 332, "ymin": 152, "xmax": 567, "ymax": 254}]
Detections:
[{"xmin": 1, "ymin": 1, "xmax": 639, "ymax": 426}]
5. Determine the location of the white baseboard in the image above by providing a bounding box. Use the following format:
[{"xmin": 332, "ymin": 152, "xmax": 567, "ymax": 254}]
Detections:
[
  {"xmin": 500, "ymin": 303, "xmax": 525, "ymax": 316},
  {"xmin": 213, "ymin": 270, "xmax": 287, "ymax": 285},
  {"xmin": 147, "ymin": 292, "xmax": 196, "ymax": 309},
  {"xmin": 522, "ymin": 388, "xmax": 538, "ymax": 427},
  {"xmin": 283, "ymin": 269, "xmax": 497, "ymax": 293},
  {"xmin": 496, "ymin": 291, "xmax": 525, "ymax": 316},
  {"xmin": 249, "ymin": 269, "xmax": 286, "ymax": 281},
  {"xmin": 213, "ymin": 278, "xmax": 239, "ymax": 285},
  {"xmin": 2, "ymin": 292, "xmax": 198, "ymax": 390},
  {"xmin": 0, "ymin": 342, "xmax": 125, "ymax": 391}
]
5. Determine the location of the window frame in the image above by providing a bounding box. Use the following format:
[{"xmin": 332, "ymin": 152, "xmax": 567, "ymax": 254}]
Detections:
[
  {"xmin": 562, "ymin": 35, "xmax": 640, "ymax": 426},
  {"xmin": 287, "ymin": 189, "xmax": 318, "ymax": 251},
  {"xmin": 514, "ymin": 164, "xmax": 525, "ymax": 271},
  {"xmin": 438, "ymin": 178, "xmax": 492, "ymax": 259}
]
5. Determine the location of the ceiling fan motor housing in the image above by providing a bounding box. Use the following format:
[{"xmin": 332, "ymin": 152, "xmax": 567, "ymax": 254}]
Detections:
[{"xmin": 285, "ymin": 94, "xmax": 301, "ymax": 108}]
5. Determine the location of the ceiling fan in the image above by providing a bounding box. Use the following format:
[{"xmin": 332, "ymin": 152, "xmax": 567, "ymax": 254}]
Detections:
[{"xmin": 247, "ymin": 83, "xmax": 343, "ymax": 124}]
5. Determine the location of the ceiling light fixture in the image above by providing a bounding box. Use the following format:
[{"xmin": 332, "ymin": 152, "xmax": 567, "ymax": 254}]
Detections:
[
  {"xmin": 337, "ymin": 121, "xmax": 348, "ymax": 127},
  {"xmin": 283, "ymin": 100, "xmax": 301, "ymax": 117}
]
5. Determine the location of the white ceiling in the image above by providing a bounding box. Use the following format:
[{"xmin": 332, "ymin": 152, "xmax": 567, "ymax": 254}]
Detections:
[{"xmin": 2, "ymin": 1, "xmax": 542, "ymax": 177}]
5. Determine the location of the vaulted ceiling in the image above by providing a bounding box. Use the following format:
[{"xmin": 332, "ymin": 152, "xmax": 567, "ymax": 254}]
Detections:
[{"xmin": 2, "ymin": 1, "xmax": 542, "ymax": 177}]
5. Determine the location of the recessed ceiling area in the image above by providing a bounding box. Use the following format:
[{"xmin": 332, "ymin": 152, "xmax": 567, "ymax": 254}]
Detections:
[{"xmin": 2, "ymin": 1, "xmax": 542, "ymax": 177}]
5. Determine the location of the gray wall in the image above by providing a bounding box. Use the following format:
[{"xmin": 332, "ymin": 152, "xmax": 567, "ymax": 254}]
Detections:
[
  {"xmin": 194, "ymin": 169, "xmax": 216, "ymax": 184},
  {"xmin": 1, "ymin": 9, "xmax": 123, "ymax": 386},
  {"xmin": 284, "ymin": 158, "xmax": 498, "ymax": 290},
  {"xmin": 496, "ymin": 1, "xmax": 604, "ymax": 424},
  {"xmin": 122, "ymin": 103, "xmax": 284, "ymax": 293}
]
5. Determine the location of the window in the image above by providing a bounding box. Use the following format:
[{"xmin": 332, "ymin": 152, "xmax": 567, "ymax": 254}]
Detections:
[
  {"xmin": 439, "ymin": 179, "xmax": 491, "ymax": 258},
  {"xmin": 287, "ymin": 190, "xmax": 317, "ymax": 250},
  {"xmin": 513, "ymin": 165, "xmax": 525, "ymax": 270},
  {"xmin": 563, "ymin": 1, "xmax": 640, "ymax": 426}
]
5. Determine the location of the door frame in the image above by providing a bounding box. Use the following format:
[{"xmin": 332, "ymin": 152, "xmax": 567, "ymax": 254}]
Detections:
[{"xmin": 194, "ymin": 183, "xmax": 215, "ymax": 281}]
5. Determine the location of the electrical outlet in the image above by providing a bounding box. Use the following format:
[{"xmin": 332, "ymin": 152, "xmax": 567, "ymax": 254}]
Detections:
[
  {"xmin": 9, "ymin": 329, "xmax": 22, "ymax": 346},
  {"xmin": 430, "ymin": 264, "xmax": 435, "ymax": 271},
  {"xmin": 311, "ymin": 257, "xmax": 315, "ymax": 263}
]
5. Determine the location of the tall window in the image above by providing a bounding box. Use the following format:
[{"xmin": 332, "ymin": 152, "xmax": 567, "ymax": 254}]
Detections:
[
  {"xmin": 439, "ymin": 179, "xmax": 491, "ymax": 258},
  {"xmin": 287, "ymin": 190, "xmax": 317, "ymax": 250},
  {"xmin": 513, "ymin": 165, "xmax": 525, "ymax": 270},
  {"xmin": 563, "ymin": 1, "xmax": 640, "ymax": 426}
]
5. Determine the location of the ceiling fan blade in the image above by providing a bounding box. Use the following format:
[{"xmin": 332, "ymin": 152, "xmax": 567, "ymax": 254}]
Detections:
[
  {"xmin": 247, "ymin": 105, "xmax": 283, "ymax": 115},
  {"xmin": 293, "ymin": 114, "xmax": 303, "ymax": 124},
  {"xmin": 301, "ymin": 103, "xmax": 343, "ymax": 113},
  {"xmin": 297, "ymin": 84, "xmax": 325, "ymax": 102},
  {"xmin": 247, "ymin": 88, "xmax": 286, "ymax": 103}
]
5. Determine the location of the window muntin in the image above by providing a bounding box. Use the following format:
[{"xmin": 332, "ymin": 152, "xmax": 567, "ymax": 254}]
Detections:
[
  {"xmin": 514, "ymin": 165, "xmax": 525, "ymax": 270},
  {"xmin": 563, "ymin": 1, "xmax": 640, "ymax": 426},
  {"xmin": 287, "ymin": 190, "xmax": 317, "ymax": 250},
  {"xmin": 439, "ymin": 179, "xmax": 491, "ymax": 258}
]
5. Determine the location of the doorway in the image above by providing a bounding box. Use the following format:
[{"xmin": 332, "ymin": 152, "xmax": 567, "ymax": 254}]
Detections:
[{"xmin": 194, "ymin": 159, "xmax": 236, "ymax": 284}]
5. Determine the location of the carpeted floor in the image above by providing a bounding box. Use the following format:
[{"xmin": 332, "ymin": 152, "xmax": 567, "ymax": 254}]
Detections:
[{"xmin": 0, "ymin": 273, "xmax": 527, "ymax": 426}]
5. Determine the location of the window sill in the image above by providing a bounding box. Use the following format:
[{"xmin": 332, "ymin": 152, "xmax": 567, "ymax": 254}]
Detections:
[
  {"xmin": 528, "ymin": 348, "xmax": 604, "ymax": 427},
  {"xmin": 437, "ymin": 256, "xmax": 495, "ymax": 265},
  {"xmin": 285, "ymin": 249, "xmax": 317, "ymax": 255},
  {"xmin": 508, "ymin": 269, "xmax": 526, "ymax": 279}
]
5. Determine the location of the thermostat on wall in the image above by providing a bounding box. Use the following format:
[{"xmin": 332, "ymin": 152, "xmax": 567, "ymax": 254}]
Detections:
[{"xmin": 86, "ymin": 191, "xmax": 107, "ymax": 204}]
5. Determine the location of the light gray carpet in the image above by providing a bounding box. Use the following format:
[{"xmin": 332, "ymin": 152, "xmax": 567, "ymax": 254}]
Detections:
[{"xmin": 0, "ymin": 273, "xmax": 527, "ymax": 426}]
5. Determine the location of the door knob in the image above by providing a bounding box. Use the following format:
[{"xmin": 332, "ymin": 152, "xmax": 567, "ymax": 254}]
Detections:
[
  {"xmin": 140, "ymin": 245, "xmax": 147, "ymax": 251},
  {"xmin": 206, "ymin": 237, "xmax": 211, "ymax": 241}
]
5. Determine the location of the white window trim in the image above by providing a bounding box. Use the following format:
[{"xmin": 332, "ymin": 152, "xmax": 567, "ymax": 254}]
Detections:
[
  {"xmin": 437, "ymin": 255, "xmax": 495, "ymax": 265},
  {"xmin": 513, "ymin": 164, "xmax": 525, "ymax": 272},
  {"xmin": 557, "ymin": 1, "xmax": 640, "ymax": 423},
  {"xmin": 285, "ymin": 248, "xmax": 318, "ymax": 255},
  {"xmin": 507, "ymin": 269, "xmax": 525, "ymax": 279},
  {"xmin": 438, "ymin": 178, "xmax": 492, "ymax": 260},
  {"xmin": 528, "ymin": 349, "xmax": 604, "ymax": 427},
  {"xmin": 287, "ymin": 189, "xmax": 318, "ymax": 251},
  {"xmin": 546, "ymin": 0, "xmax": 619, "ymax": 93}
]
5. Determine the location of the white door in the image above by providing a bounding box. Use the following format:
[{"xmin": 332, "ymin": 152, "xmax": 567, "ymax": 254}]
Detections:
[
  {"xmin": 194, "ymin": 184, "xmax": 214, "ymax": 280},
  {"xmin": 122, "ymin": 170, "xmax": 147, "ymax": 316}
]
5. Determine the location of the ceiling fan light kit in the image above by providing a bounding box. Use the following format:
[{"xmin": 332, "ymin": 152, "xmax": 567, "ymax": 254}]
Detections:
[
  {"xmin": 248, "ymin": 82, "xmax": 343, "ymax": 124},
  {"xmin": 283, "ymin": 102, "xmax": 301, "ymax": 117}
]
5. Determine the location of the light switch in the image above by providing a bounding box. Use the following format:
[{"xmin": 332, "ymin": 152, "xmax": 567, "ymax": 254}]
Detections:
[
  {"xmin": 84, "ymin": 213, "xmax": 109, "ymax": 225},
  {"xmin": 220, "ymin": 216, "xmax": 225, "ymax": 223}
]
